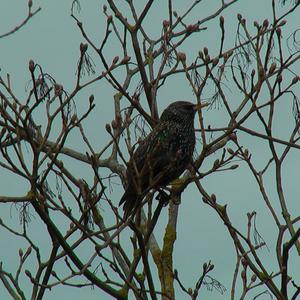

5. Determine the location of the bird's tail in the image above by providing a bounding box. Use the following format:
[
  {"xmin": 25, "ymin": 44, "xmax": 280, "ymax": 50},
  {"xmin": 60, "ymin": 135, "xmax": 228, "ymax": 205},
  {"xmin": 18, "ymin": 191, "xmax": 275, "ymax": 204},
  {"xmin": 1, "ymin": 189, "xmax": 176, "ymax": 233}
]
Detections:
[{"xmin": 119, "ymin": 189, "xmax": 138, "ymax": 220}]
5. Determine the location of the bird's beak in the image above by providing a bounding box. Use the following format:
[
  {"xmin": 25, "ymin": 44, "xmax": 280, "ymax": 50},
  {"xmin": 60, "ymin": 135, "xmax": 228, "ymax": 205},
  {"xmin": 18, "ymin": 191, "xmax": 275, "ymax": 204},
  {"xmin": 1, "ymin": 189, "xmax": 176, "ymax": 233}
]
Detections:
[{"xmin": 193, "ymin": 101, "xmax": 208, "ymax": 111}]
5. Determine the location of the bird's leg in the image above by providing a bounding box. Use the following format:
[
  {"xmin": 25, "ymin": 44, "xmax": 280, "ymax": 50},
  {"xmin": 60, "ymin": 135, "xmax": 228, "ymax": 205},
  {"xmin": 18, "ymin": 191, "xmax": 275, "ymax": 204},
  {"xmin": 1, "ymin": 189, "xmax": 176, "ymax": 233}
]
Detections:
[{"xmin": 155, "ymin": 189, "xmax": 170, "ymax": 206}]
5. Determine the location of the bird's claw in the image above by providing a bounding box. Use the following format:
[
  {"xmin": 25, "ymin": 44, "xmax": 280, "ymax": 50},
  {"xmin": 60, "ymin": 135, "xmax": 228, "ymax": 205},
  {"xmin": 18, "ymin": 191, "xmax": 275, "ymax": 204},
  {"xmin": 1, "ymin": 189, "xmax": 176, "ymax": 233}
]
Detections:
[{"xmin": 156, "ymin": 190, "xmax": 170, "ymax": 206}]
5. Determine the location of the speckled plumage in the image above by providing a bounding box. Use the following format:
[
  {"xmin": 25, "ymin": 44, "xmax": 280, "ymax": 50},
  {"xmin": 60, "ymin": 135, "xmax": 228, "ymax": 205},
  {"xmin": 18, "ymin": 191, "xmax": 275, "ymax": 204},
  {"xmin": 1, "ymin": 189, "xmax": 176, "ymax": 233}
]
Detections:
[{"xmin": 119, "ymin": 101, "xmax": 197, "ymax": 219}]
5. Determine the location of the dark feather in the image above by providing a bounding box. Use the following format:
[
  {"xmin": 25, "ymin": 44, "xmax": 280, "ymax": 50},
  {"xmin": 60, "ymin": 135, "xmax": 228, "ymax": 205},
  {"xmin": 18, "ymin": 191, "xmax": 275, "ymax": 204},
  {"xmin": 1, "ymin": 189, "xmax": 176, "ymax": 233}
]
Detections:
[{"xmin": 120, "ymin": 101, "xmax": 198, "ymax": 219}]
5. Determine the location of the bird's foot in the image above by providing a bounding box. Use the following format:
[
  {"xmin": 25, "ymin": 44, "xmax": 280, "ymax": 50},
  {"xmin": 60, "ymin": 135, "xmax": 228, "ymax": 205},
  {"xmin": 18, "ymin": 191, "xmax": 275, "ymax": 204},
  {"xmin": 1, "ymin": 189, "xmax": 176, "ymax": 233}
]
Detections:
[{"xmin": 156, "ymin": 190, "xmax": 170, "ymax": 206}]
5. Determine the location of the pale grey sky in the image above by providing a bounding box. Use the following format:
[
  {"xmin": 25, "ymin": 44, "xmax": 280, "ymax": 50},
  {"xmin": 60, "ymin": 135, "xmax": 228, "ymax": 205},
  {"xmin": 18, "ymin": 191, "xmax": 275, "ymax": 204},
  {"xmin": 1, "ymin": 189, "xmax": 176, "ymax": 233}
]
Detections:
[{"xmin": 0, "ymin": 1, "xmax": 299, "ymax": 299}]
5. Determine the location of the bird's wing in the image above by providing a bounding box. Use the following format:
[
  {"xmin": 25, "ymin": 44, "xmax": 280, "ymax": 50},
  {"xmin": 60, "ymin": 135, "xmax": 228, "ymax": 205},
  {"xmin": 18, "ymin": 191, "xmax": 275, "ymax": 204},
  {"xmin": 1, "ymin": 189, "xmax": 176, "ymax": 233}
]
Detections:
[{"xmin": 132, "ymin": 124, "xmax": 175, "ymax": 188}]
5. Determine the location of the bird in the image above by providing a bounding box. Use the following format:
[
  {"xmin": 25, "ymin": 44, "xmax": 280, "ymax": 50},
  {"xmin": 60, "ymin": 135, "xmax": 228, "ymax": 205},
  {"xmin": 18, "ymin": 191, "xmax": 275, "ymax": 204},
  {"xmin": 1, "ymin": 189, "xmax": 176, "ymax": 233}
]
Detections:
[{"xmin": 119, "ymin": 101, "xmax": 204, "ymax": 219}]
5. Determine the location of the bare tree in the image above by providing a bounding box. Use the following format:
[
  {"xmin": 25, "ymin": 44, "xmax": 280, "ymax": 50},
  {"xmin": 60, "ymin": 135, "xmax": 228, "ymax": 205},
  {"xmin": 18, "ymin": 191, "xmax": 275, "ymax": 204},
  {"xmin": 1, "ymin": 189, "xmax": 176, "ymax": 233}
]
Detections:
[
  {"xmin": 0, "ymin": 1, "xmax": 41, "ymax": 39},
  {"xmin": 0, "ymin": 0, "xmax": 300, "ymax": 299}
]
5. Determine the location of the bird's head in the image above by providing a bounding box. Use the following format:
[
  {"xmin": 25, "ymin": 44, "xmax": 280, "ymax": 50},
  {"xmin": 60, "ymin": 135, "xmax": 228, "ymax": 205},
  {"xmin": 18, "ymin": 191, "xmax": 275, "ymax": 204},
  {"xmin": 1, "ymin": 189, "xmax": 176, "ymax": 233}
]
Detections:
[{"xmin": 160, "ymin": 101, "xmax": 207, "ymax": 123}]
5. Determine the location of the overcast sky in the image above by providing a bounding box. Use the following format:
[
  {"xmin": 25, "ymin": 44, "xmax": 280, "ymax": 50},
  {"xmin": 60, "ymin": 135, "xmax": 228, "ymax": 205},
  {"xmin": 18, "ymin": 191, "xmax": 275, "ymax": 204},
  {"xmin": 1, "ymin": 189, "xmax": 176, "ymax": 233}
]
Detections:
[{"xmin": 0, "ymin": 1, "xmax": 299, "ymax": 299}]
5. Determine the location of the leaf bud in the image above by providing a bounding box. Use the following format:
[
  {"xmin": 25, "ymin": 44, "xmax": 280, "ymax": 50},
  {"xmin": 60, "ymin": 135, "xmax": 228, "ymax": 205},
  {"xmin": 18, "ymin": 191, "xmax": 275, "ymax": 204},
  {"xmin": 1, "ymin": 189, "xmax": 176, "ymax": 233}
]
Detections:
[
  {"xmin": 177, "ymin": 52, "xmax": 186, "ymax": 62},
  {"xmin": 268, "ymin": 62, "xmax": 276, "ymax": 74},
  {"xmin": 263, "ymin": 19, "xmax": 269, "ymax": 28},
  {"xmin": 28, "ymin": 59, "xmax": 35, "ymax": 72},
  {"xmin": 19, "ymin": 248, "xmax": 23, "ymax": 257},
  {"xmin": 105, "ymin": 123, "xmax": 112, "ymax": 134},
  {"xmin": 292, "ymin": 76, "xmax": 299, "ymax": 85},
  {"xmin": 219, "ymin": 16, "xmax": 224, "ymax": 27},
  {"xmin": 89, "ymin": 94, "xmax": 94, "ymax": 104},
  {"xmin": 112, "ymin": 56, "xmax": 119, "ymax": 64},
  {"xmin": 211, "ymin": 194, "xmax": 216, "ymax": 202}
]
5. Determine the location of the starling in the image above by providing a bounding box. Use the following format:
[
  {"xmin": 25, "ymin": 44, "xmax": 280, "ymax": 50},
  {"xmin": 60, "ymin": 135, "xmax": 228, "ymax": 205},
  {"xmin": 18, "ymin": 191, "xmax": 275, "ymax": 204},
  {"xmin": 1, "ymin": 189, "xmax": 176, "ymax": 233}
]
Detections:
[{"xmin": 119, "ymin": 101, "xmax": 204, "ymax": 219}]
